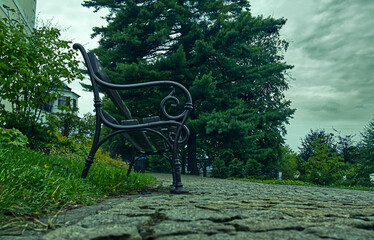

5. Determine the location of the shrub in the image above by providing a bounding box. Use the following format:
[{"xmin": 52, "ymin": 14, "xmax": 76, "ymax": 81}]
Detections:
[
  {"xmin": 146, "ymin": 155, "xmax": 171, "ymax": 173},
  {"xmin": 244, "ymin": 158, "xmax": 263, "ymax": 178},
  {"xmin": 279, "ymin": 145, "xmax": 299, "ymax": 180},
  {"xmin": 0, "ymin": 127, "xmax": 28, "ymax": 148},
  {"xmin": 211, "ymin": 157, "xmax": 228, "ymax": 178},
  {"xmin": 228, "ymin": 158, "xmax": 244, "ymax": 178},
  {"xmin": 0, "ymin": 111, "xmax": 57, "ymax": 150},
  {"xmin": 302, "ymin": 139, "xmax": 346, "ymax": 185}
]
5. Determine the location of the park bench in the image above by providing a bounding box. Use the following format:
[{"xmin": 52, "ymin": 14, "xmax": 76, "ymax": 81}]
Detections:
[{"xmin": 73, "ymin": 43, "xmax": 193, "ymax": 194}]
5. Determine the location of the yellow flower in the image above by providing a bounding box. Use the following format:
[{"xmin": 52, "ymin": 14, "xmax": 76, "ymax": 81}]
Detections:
[{"xmin": 44, "ymin": 164, "xmax": 48, "ymax": 168}]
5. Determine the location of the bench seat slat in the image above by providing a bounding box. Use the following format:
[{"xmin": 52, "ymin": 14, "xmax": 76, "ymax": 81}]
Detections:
[
  {"xmin": 121, "ymin": 119, "xmax": 155, "ymax": 153},
  {"xmin": 143, "ymin": 116, "xmax": 167, "ymax": 152}
]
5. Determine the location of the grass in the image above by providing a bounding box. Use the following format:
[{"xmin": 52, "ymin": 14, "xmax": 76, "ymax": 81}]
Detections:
[
  {"xmin": 233, "ymin": 178, "xmax": 374, "ymax": 191},
  {"xmin": 0, "ymin": 147, "xmax": 156, "ymax": 229}
]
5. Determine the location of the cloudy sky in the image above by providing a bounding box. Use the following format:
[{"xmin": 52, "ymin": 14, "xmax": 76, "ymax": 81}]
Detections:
[{"xmin": 36, "ymin": 0, "xmax": 374, "ymax": 151}]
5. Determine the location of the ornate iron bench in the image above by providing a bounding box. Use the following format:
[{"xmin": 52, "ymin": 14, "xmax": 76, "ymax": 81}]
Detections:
[{"xmin": 73, "ymin": 43, "xmax": 193, "ymax": 194}]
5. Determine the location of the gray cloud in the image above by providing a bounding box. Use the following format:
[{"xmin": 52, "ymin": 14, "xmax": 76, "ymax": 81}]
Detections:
[{"xmin": 251, "ymin": 0, "xmax": 374, "ymax": 149}]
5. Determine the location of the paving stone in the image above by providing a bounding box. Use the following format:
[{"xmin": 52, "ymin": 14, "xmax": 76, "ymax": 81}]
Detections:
[
  {"xmin": 42, "ymin": 224, "xmax": 141, "ymax": 240},
  {"xmin": 152, "ymin": 220, "xmax": 236, "ymax": 237},
  {"xmin": 2, "ymin": 173, "xmax": 374, "ymax": 239}
]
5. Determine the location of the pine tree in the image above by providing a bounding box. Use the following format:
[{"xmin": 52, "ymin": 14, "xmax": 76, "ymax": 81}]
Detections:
[{"xmin": 83, "ymin": 0, "xmax": 294, "ymax": 177}]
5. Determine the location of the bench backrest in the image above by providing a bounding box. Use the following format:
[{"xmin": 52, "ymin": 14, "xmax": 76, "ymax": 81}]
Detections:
[
  {"xmin": 88, "ymin": 52, "xmax": 132, "ymax": 120},
  {"xmin": 87, "ymin": 52, "xmax": 167, "ymax": 154}
]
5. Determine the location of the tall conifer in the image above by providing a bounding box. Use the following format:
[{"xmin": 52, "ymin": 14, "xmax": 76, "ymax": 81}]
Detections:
[{"xmin": 83, "ymin": 0, "xmax": 294, "ymax": 177}]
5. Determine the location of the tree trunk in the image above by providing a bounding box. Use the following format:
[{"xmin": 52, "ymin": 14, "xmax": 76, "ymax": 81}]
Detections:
[
  {"xmin": 181, "ymin": 150, "xmax": 186, "ymax": 174},
  {"xmin": 187, "ymin": 131, "xmax": 199, "ymax": 175}
]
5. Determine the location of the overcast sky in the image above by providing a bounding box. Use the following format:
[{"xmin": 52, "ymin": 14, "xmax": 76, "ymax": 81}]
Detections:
[{"xmin": 37, "ymin": 0, "xmax": 374, "ymax": 151}]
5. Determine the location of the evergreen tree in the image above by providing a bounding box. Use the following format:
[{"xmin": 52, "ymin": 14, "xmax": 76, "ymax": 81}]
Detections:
[
  {"xmin": 299, "ymin": 129, "xmax": 335, "ymax": 161},
  {"xmin": 302, "ymin": 139, "xmax": 345, "ymax": 186},
  {"xmin": 83, "ymin": 0, "xmax": 294, "ymax": 177},
  {"xmin": 356, "ymin": 118, "xmax": 374, "ymax": 185}
]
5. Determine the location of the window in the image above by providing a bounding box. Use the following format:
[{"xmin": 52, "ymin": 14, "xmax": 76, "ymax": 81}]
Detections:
[
  {"xmin": 58, "ymin": 97, "xmax": 70, "ymax": 107},
  {"xmin": 44, "ymin": 102, "xmax": 53, "ymax": 113}
]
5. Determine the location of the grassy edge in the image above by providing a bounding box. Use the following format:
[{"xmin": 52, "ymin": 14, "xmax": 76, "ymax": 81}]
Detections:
[
  {"xmin": 0, "ymin": 147, "xmax": 157, "ymax": 233},
  {"xmin": 232, "ymin": 178, "xmax": 374, "ymax": 191}
]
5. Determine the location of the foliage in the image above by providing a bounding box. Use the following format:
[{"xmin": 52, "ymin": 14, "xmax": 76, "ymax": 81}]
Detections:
[
  {"xmin": 53, "ymin": 105, "xmax": 81, "ymax": 138},
  {"xmin": 299, "ymin": 129, "xmax": 335, "ymax": 161},
  {"xmin": 334, "ymin": 131, "xmax": 358, "ymax": 164},
  {"xmin": 228, "ymin": 158, "xmax": 244, "ymax": 178},
  {"xmin": 211, "ymin": 156, "xmax": 229, "ymax": 179},
  {"xmin": 235, "ymin": 178, "xmax": 374, "ymax": 191},
  {"xmin": 210, "ymin": 150, "xmax": 233, "ymax": 179},
  {"xmin": 0, "ymin": 147, "xmax": 156, "ymax": 225},
  {"xmin": 77, "ymin": 112, "xmax": 97, "ymax": 138},
  {"xmin": 82, "ymin": 0, "xmax": 294, "ymax": 177},
  {"xmin": 355, "ymin": 118, "xmax": 374, "ymax": 186},
  {"xmin": 0, "ymin": 110, "xmax": 57, "ymax": 150},
  {"xmin": 0, "ymin": 18, "xmax": 83, "ymax": 123},
  {"xmin": 48, "ymin": 132, "xmax": 127, "ymax": 171},
  {"xmin": 244, "ymin": 158, "xmax": 263, "ymax": 178},
  {"xmin": 146, "ymin": 155, "xmax": 172, "ymax": 173},
  {"xmin": 236, "ymin": 178, "xmax": 318, "ymax": 187},
  {"xmin": 0, "ymin": 127, "xmax": 28, "ymax": 148},
  {"xmin": 279, "ymin": 145, "xmax": 299, "ymax": 180},
  {"xmin": 302, "ymin": 139, "xmax": 346, "ymax": 186}
]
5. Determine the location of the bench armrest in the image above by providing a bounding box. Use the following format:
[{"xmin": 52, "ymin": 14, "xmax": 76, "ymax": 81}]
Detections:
[{"xmin": 73, "ymin": 43, "xmax": 193, "ymax": 139}]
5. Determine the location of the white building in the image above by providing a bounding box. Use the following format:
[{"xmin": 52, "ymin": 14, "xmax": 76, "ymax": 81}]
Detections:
[
  {"xmin": 44, "ymin": 84, "xmax": 80, "ymax": 114},
  {"xmin": 0, "ymin": 0, "xmax": 36, "ymax": 34}
]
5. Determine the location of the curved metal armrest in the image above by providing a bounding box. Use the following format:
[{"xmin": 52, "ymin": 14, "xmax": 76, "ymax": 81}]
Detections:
[{"xmin": 74, "ymin": 43, "xmax": 193, "ymax": 121}]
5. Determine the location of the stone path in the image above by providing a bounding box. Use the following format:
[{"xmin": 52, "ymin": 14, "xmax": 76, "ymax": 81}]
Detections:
[{"xmin": 2, "ymin": 173, "xmax": 374, "ymax": 239}]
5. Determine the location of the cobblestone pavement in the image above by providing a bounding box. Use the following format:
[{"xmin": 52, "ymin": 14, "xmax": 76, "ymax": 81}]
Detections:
[{"xmin": 2, "ymin": 173, "xmax": 374, "ymax": 239}]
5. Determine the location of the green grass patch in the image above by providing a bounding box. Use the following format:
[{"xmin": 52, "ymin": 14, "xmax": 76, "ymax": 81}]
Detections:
[
  {"xmin": 233, "ymin": 178, "xmax": 318, "ymax": 187},
  {"xmin": 0, "ymin": 147, "xmax": 156, "ymax": 225},
  {"xmin": 232, "ymin": 178, "xmax": 374, "ymax": 191}
]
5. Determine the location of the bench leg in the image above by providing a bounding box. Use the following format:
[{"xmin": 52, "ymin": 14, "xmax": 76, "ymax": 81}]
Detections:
[
  {"xmin": 81, "ymin": 155, "xmax": 94, "ymax": 178},
  {"xmin": 163, "ymin": 154, "xmax": 176, "ymax": 187},
  {"xmin": 81, "ymin": 118, "xmax": 101, "ymax": 179},
  {"xmin": 170, "ymin": 154, "xmax": 189, "ymax": 194}
]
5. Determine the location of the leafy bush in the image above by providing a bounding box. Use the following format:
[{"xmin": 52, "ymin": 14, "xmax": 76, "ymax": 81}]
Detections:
[
  {"xmin": 244, "ymin": 158, "xmax": 263, "ymax": 178},
  {"xmin": 146, "ymin": 155, "xmax": 171, "ymax": 173},
  {"xmin": 228, "ymin": 158, "xmax": 244, "ymax": 178},
  {"xmin": 94, "ymin": 147, "xmax": 128, "ymax": 171},
  {"xmin": 236, "ymin": 178, "xmax": 318, "ymax": 187},
  {"xmin": 0, "ymin": 127, "xmax": 28, "ymax": 148},
  {"xmin": 211, "ymin": 157, "xmax": 228, "ymax": 178},
  {"xmin": 46, "ymin": 133, "xmax": 128, "ymax": 171},
  {"xmin": 279, "ymin": 145, "xmax": 299, "ymax": 180},
  {"xmin": 0, "ymin": 111, "xmax": 57, "ymax": 150},
  {"xmin": 0, "ymin": 18, "xmax": 83, "ymax": 122},
  {"xmin": 302, "ymin": 139, "xmax": 346, "ymax": 185}
]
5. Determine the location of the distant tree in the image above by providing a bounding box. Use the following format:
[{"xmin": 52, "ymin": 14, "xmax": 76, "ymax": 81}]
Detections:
[
  {"xmin": 299, "ymin": 129, "xmax": 335, "ymax": 161},
  {"xmin": 302, "ymin": 139, "xmax": 345, "ymax": 185},
  {"xmin": 0, "ymin": 18, "xmax": 83, "ymax": 123},
  {"xmin": 279, "ymin": 145, "xmax": 299, "ymax": 180},
  {"xmin": 334, "ymin": 131, "xmax": 358, "ymax": 164},
  {"xmin": 83, "ymin": 0, "xmax": 294, "ymax": 177},
  {"xmin": 355, "ymin": 118, "xmax": 374, "ymax": 185}
]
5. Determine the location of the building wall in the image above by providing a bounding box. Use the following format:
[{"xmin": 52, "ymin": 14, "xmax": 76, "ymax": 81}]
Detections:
[
  {"xmin": 48, "ymin": 90, "xmax": 80, "ymax": 114},
  {"xmin": 0, "ymin": 0, "xmax": 37, "ymax": 33}
]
